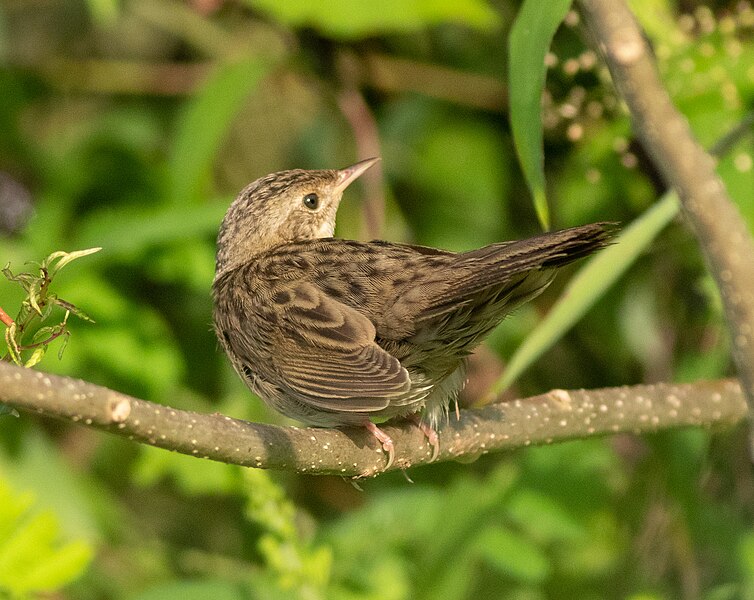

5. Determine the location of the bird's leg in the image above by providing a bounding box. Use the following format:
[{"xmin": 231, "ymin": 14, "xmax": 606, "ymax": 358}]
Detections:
[
  {"xmin": 363, "ymin": 420, "xmax": 395, "ymax": 469},
  {"xmin": 454, "ymin": 396, "xmax": 461, "ymax": 421},
  {"xmin": 408, "ymin": 415, "xmax": 440, "ymax": 462}
]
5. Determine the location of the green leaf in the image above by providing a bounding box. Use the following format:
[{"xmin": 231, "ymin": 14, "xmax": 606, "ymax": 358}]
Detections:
[
  {"xmin": 84, "ymin": 0, "xmax": 121, "ymax": 26},
  {"xmin": 54, "ymin": 298, "xmax": 95, "ymax": 323},
  {"xmin": 488, "ymin": 192, "xmax": 679, "ymax": 396},
  {"xmin": 39, "ymin": 295, "xmax": 56, "ymax": 321},
  {"xmin": 17, "ymin": 539, "xmax": 92, "ymax": 592},
  {"xmin": 0, "ymin": 429, "xmax": 100, "ymax": 541},
  {"xmin": 0, "ymin": 478, "xmax": 93, "ymax": 596},
  {"xmin": 508, "ymin": 0, "xmax": 573, "ymax": 230},
  {"xmin": 245, "ymin": 0, "xmax": 500, "ymax": 39},
  {"xmin": 0, "ymin": 483, "xmax": 34, "ymax": 540},
  {"xmin": 27, "ymin": 278, "xmax": 43, "ymax": 316},
  {"xmin": 74, "ymin": 203, "xmax": 227, "ymax": 256},
  {"xmin": 739, "ymin": 531, "xmax": 754, "ymax": 582},
  {"xmin": 56, "ymin": 330, "xmax": 71, "ymax": 360},
  {"xmin": 132, "ymin": 446, "xmax": 240, "ymax": 497},
  {"xmin": 2, "ymin": 264, "xmax": 37, "ymax": 289},
  {"xmin": 130, "ymin": 579, "xmax": 247, "ymax": 600},
  {"xmin": 395, "ymin": 113, "xmax": 513, "ymax": 250},
  {"xmin": 169, "ymin": 57, "xmax": 273, "ymax": 206},
  {"xmin": 44, "ymin": 247, "xmax": 102, "ymax": 277},
  {"xmin": 241, "ymin": 470, "xmax": 332, "ymax": 593},
  {"xmin": 474, "ymin": 526, "xmax": 551, "ymax": 583},
  {"xmin": 31, "ymin": 325, "xmax": 58, "ymax": 342},
  {"xmin": 5, "ymin": 322, "xmax": 21, "ymax": 366},
  {"xmin": 507, "ymin": 488, "xmax": 585, "ymax": 544},
  {"xmin": 24, "ymin": 346, "xmax": 46, "ymax": 368},
  {"xmin": 0, "ymin": 510, "xmax": 59, "ymax": 574}
]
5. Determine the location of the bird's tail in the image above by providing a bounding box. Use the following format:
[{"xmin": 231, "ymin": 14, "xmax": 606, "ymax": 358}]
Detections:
[
  {"xmin": 455, "ymin": 222, "xmax": 618, "ymax": 293},
  {"xmin": 415, "ymin": 222, "xmax": 618, "ymax": 327}
]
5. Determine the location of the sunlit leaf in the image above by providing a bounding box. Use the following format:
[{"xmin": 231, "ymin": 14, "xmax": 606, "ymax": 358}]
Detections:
[
  {"xmin": 509, "ymin": 0, "xmax": 572, "ymax": 230},
  {"xmin": 74, "ymin": 203, "xmax": 227, "ymax": 255},
  {"xmin": 0, "ymin": 479, "xmax": 92, "ymax": 596},
  {"xmin": 246, "ymin": 0, "xmax": 500, "ymax": 39},
  {"xmin": 45, "ymin": 247, "xmax": 102, "ymax": 276},
  {"xmin": 4, "ymin": 322, "xmax": 21, "ymax": 366},
  {"xmin": 24, "ymin": 346, "xmax": 46, "ymax": 368},
  {"xmin": 132, "ymin": 446, "xmax": 240, "ymax": 496},
  {"xmin": 84, "ymin": 0, "xmax": 120, "ymax": 26},
  {"xmin": 27, "ymin": 278, "xmax": 42, "ymax": 316},
  {"xmin": 18, "ymin": 540, "xmax": 91, "ymax": 592}
]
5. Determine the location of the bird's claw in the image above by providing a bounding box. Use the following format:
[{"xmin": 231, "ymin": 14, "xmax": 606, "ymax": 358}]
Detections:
[
  {"xmin": 409, "ymin": 415, "xmax": 440, "ymax": 461},
  {"xmin": 363, "ymin": 420, "xmax": 395, "ymax": 469}
]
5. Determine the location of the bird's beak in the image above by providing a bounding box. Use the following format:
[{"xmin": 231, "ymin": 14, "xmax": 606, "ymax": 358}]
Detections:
[{"xmin": 333, "ymin": 157, "xmax": 380, "ymax": 195}]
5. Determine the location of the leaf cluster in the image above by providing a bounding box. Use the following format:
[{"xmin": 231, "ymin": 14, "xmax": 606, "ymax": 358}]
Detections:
[{"xmin": 2, "ymin": 249, "xmax": 100, "ymax": 367}]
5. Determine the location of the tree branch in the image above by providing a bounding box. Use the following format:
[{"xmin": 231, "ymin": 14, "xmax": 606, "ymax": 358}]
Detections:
[
  {"xmin": 0, "ymin": 362, "xmax": 744, "ymax": 478},
  {"xmin": 578, "ymin": 0, "xmax": 754, "ymax": 451}
]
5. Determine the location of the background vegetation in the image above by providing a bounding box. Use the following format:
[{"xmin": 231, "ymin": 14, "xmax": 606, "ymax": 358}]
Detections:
[{"xmin": 1, "ymin": 0, "xmax": 753, "ymax": 598}]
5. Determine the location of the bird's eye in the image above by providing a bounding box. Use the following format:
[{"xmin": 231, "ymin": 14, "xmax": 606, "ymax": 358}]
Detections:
[{"xmin": 303, "ymin": 193, "xmax": 319, "ymax": 210}]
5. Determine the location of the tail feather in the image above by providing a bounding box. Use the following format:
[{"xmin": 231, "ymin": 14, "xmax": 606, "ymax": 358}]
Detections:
[
  {"xmin": 454, "ymin": 222, "xmax": 616, "ymax": 292},
  {"xmin": 420, "ymin": 222, "xmax": 617, "ymax": 318}
]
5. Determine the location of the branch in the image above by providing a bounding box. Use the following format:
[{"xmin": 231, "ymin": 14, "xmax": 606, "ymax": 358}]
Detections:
[
  {"xmin": 359, "ymin": 52, "xmax": 507, "ymax": 113},
  {"xmin": 578, "ymin": 0, "xmax": 754, "ymax": 448},
  {"xmin": 13, "ymin": 52, "xmax": 507, "ymax": 112},
  {"xmin": 28, "ymin": 58, "xmax": 210, "ymax": 96},
  {"xmin": 0, "ymin": 362, "xmax": 745, "ymax": 478}
]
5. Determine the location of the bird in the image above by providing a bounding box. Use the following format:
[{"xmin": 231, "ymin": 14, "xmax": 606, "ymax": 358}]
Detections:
[{"xmin": 212, "ymin": 157, "xmax": 616, "ymax": 469}]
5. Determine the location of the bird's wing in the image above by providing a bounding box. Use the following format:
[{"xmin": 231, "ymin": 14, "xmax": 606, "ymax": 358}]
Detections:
[{"xmin": 270, "ymin": 281, "xmax": 413, "ymax": 412}]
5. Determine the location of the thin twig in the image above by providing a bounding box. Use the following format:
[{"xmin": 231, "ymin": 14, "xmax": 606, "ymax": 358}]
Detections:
[
  {"xmin": 18, "ymin": 327, "xmax": 67, "ymax": 350},
  {"xmin": 12, "ymin": 52, "xmax": 507, "ymax": 112},
  {"xmin": 361, "ymin": 52, "xmax": 507, "ymax": 113},
  {"xmin": 0, "ymin": 307, "xmax": 13, "ymax": 328},
  {"xmin": 336, "ymin": 51, "xmax": 386, "ymax": 240}
]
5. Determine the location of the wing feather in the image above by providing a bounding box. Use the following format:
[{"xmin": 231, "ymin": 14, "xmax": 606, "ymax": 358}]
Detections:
[{"xmin": 272, "ymin": 282, "xmax": 412, "ymax": 412}]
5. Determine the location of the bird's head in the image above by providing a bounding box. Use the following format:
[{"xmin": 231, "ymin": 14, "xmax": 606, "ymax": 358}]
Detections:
[{"xmin": 215, "ymin": 157, "xmax": 379, "ymax": 276}]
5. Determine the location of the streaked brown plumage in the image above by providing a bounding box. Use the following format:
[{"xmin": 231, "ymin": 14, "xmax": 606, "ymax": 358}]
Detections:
[{"xmin": 213, "ymin": 158, "xmax": 616, "ymax": 467}]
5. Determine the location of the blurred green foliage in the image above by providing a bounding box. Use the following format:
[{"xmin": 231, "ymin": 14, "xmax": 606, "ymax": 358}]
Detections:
[
  {"xmin": 0, "ymin": 0, "xmax": 753, "ymax": 598},
  {"xmin": 0, "ymin": 476, "xmax": 92, "ymax": 598},
  {"xmin": 244, "ymin": 0, "xmax": 501, "ymax": 39}
]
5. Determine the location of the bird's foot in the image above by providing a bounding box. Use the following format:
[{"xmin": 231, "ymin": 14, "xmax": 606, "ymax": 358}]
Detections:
[
  {"xmin": 408, "ymin": 415, "xmax": 440, "ymax": 461},
  {"xmin": 363, "ymin": 420, "xmax": 395, "ymax": 469}
]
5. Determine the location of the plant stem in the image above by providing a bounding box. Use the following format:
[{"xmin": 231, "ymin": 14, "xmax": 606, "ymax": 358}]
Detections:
[{"xmin": 0, "ymin": 306, "xmax": 13, "ymax": 328}]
